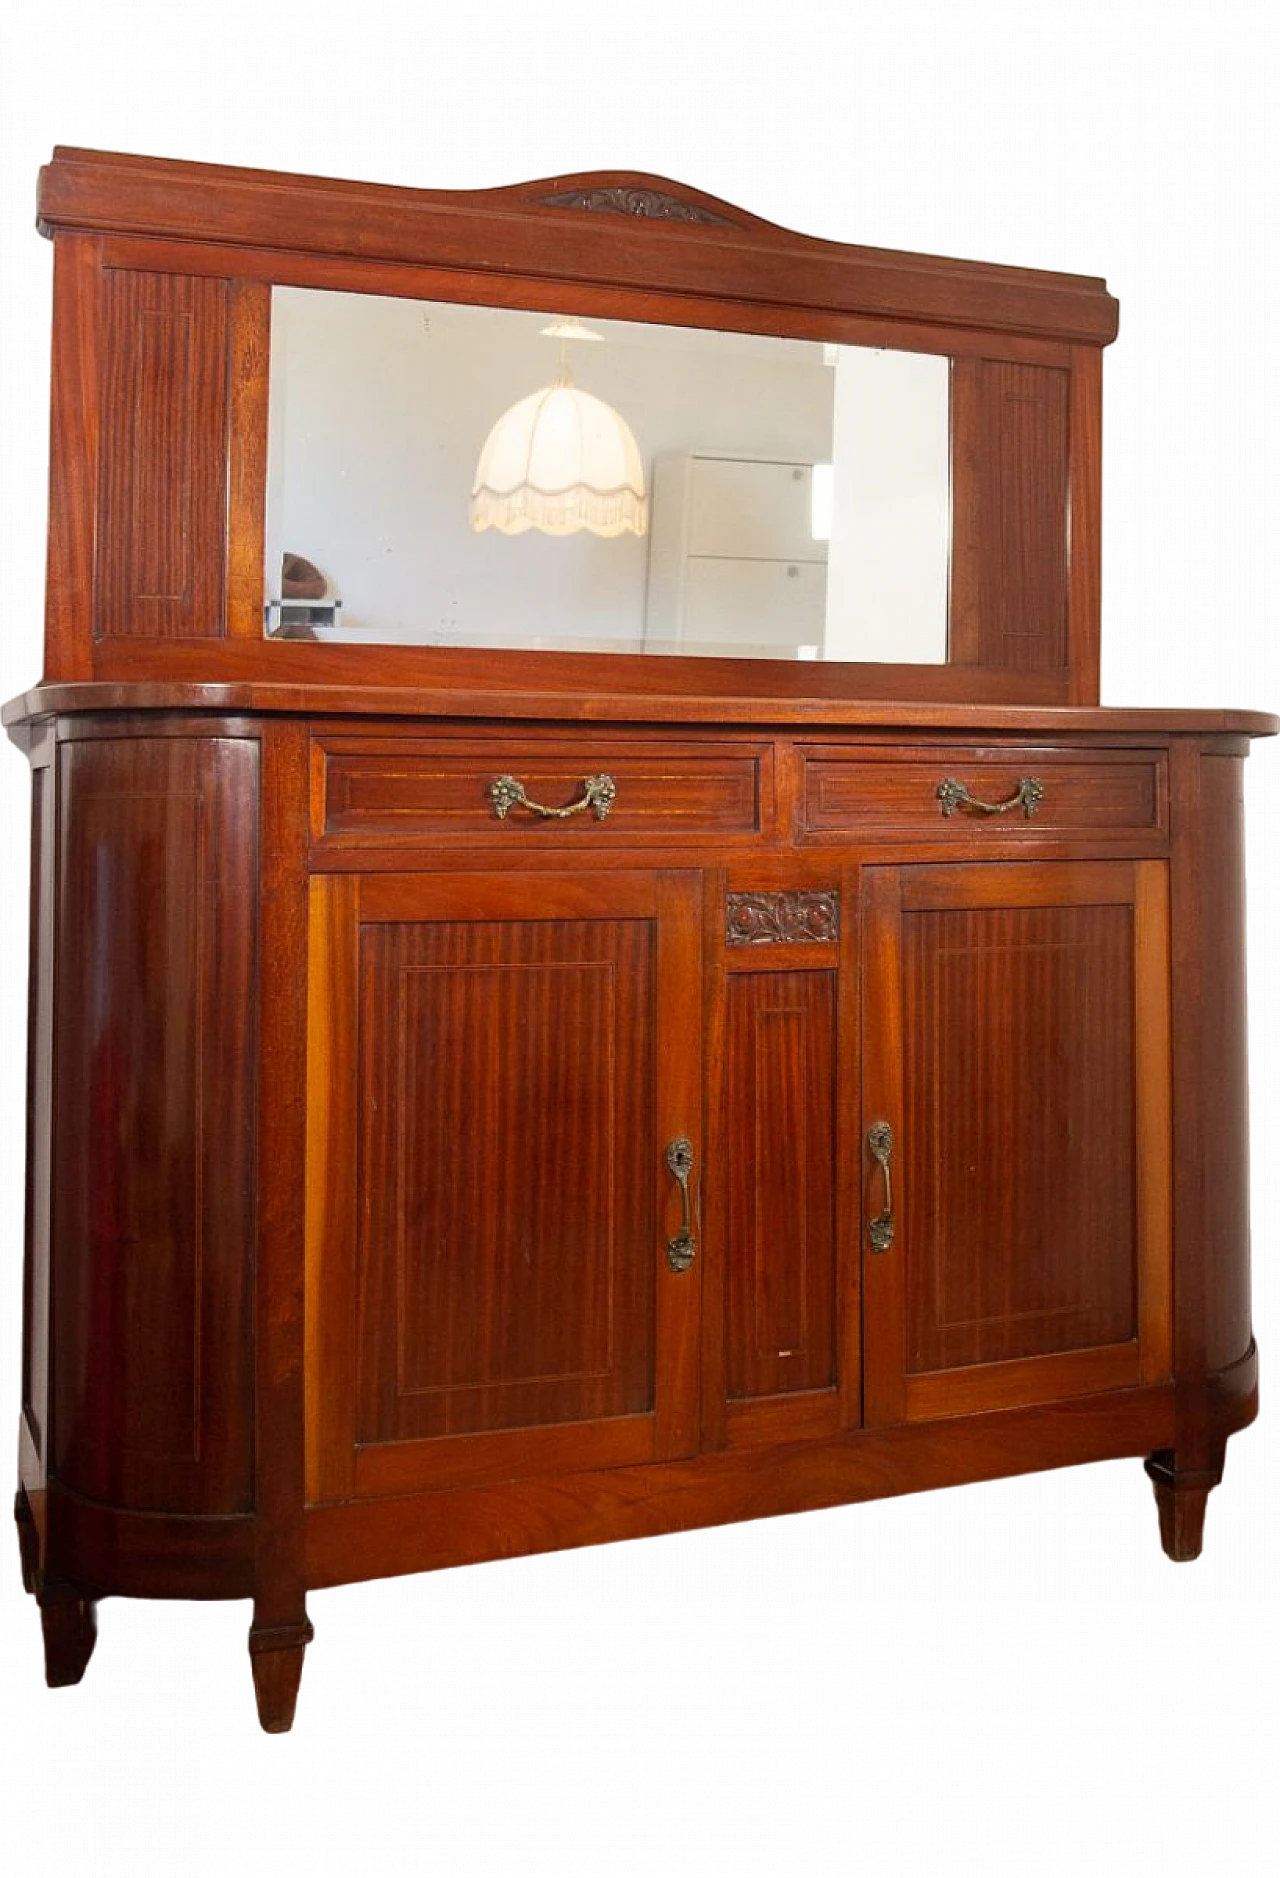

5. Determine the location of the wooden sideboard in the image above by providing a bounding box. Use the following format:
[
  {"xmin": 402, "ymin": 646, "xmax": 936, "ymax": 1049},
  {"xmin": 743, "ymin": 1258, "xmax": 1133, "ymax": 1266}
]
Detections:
[{"xmin": 8, "ymin": 150, "xmax": 1273, "ymax": 1732}]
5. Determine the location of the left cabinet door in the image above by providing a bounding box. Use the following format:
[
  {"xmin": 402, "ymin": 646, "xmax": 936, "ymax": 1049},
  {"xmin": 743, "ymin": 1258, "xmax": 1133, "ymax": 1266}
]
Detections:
[{"xmin": 306, "ymin": 870, "xmax": 703, "ymax": 1502}]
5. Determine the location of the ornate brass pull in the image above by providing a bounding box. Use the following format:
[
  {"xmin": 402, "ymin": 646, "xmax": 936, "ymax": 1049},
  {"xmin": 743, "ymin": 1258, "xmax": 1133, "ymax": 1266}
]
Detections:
[
  {"xmin": 868, "ymin": 1122, "xmax": 894, "ymax": 1254},
  {"xmin": 488, "ymin": 772, "xmax": 617, "ymax": 821},
  {"xmin": 665, "ymin": 1137, "xmax": 696, "ymax": 1273},
  {"xmin": 936, "ymin": 776, "xmax": 1044, "ymax": 819}
]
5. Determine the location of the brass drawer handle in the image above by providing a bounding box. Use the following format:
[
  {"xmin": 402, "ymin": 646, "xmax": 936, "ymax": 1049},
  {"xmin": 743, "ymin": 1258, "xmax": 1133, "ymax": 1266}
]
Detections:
[
  {"xmin": 936, "ymin": 775, "xmax": 1044, "ymax": 819},
  {"xmin": 665, "ymin": 1137, "xmax": 696, "ymax": 1273},
  {"xmin": 488, "ymin": 772, "xmax": 617, "ymax": 821},
  {"xmin": 868, "ymin": 1122, "xmax": 894, "ymax": 1254}
]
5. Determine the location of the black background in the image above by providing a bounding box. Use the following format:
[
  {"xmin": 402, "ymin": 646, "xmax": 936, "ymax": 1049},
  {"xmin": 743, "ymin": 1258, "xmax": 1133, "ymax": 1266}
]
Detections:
[{"xmin": 9, "ymin": 142, "xmax": 1268, "ymax": 1742}]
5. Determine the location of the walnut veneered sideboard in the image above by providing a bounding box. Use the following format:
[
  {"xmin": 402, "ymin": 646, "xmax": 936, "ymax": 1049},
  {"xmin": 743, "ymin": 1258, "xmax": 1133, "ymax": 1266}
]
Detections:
[{"xmin": 8, "ymin": 148, "xmax": 1273, "ymax": 1732}]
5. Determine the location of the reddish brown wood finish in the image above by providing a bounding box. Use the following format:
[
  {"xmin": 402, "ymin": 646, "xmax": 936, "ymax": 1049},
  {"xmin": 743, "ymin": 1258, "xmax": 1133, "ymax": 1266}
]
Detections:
[
  {"xmin": 50, "ymin": 734, "xmax": 258, "ymax": 1513},
  {"xmin": 249, "ymin": 1617, "xmax": 313, "ymax": 1734},
  {"xmin": 7, "ymin": 150, "xmax": 1269, "ymax": 1732},
  {"xmin": 314, "ymin": 737, "xmax": 768, "ymax": 847},
  {"xmin": 20, "ymin": 728, "xmax": 56, "ymax": 1518},
  {"xmin": 38, "ymin": 150, "xmax": 1120, "ymax": 345},
  {"xmin": 356, "ymin": 912, "xmax": 658, "ymax": 1440},
  {"xmin": 306, "ymin": 868, "xmax": 703, "ymax": 1502},
  {"xmin": 802, "ymin": 747, "xmax": 1165, "ymax": 841},
  {"xmin": 949, "ymin": 359, "xmax": 1071, "ymax": 673},
  {"xmin": 32, "ymin": 149, "xmax": 1116, "ymax": 707},
  {"xmin": 861, "ymin": 859, "xmax": 1173, "ymax": 1425},
  {"xmin": 306, "ymin": 1383, "xmax": 1178, "ymax": 1588},
  {"xmin": 94, "ymin": 268, "xmax": 230, "ymax": 640},
  {"xmin": 723, "ymin": 970, "xmax": 837, "ymax": 1402},
  {"xmin": 8, "ymin": 683, "xmax": 1275, "ymax": 740}
]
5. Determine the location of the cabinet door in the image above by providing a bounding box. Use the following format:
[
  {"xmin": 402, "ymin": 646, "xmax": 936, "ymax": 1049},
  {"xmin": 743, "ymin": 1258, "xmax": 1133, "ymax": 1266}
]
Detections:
[
  {"xmin": 862, "ymin": 861, "xmax": 1172, "ymax": 1423},
  {"xmin": 306, "ymin": 870, "xmax": 702, "ymax": 1501}
]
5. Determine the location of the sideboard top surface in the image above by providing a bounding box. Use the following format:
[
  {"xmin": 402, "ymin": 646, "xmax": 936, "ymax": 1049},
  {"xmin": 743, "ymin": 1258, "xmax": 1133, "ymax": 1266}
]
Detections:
[{"xmin": 4, "ymin": 680, "xmax": 1275, "ymax": 740}]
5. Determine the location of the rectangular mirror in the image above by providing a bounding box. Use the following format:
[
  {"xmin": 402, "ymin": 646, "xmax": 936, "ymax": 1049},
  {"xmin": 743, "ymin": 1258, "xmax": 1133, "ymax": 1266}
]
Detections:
[{"xmin": 264, "ymin": 287, "xmax": 955, "ymax": 663}]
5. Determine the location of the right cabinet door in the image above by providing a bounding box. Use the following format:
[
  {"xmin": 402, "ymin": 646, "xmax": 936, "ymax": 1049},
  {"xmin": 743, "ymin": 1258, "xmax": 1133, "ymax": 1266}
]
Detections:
[{"xmin": 861, "ymin": 860, "xmax": 1173, "ymax": 1424}]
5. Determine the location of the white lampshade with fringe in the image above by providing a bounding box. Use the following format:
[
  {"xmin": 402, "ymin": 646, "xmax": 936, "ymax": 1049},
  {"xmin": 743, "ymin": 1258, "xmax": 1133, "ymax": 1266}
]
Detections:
[{"xmin": 469, "ymin": 370, "xmax": 648, "ymax": 539}]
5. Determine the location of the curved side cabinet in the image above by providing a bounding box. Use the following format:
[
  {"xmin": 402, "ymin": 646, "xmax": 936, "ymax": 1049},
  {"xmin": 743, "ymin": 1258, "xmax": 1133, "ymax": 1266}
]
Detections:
[{"xmin": 48, "ymin": 734, "xmax": 259, "ymax": 1546}]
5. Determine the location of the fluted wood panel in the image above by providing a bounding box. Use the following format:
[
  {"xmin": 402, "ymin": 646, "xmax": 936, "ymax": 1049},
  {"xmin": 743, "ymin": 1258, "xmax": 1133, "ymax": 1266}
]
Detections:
[
  {"xmin": 901, "ymin": 898, "xmax": 1136, "ymax": 1372},
  {"xmin": 356, "ymin": 916, "xmax": 656, "ymax": 1441},
  {"xmin": 950, "ymin": 359, "xmax": 1069, "ymax": 671},
  {"xmin": 724, "ymin": 972, "xmax": 837, "ymax": 1400},
  {"xmin": 51, "ymin": 736, "xmax": 258, "ymax": 1512},
  {"xmin": 94, "ymin": 269, "xmax": 230, "ymax": 638}
]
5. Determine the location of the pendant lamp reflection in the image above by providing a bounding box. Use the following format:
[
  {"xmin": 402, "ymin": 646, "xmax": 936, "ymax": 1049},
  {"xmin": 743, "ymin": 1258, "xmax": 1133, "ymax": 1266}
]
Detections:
[{"xmin": 469, "ymin": 320, "xmax": 648, "ymax": 538}]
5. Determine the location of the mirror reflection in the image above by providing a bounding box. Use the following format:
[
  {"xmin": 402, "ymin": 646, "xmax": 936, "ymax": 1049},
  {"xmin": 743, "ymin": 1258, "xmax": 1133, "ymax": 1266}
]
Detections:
[{"xmin": 264, "ymin": 287, "xmax": 952, "ymax": 662}]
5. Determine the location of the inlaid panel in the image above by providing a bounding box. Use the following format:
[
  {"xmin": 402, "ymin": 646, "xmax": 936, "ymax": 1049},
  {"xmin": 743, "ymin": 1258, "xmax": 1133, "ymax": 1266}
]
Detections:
[
  {"xmin": 949, "ymin": 359, "xmax": 1070, "ymax": 672},
  {"xmin": 724, "ymin": 972, "xmax": 837, "ymax": 1400},
  {"xmin": 51, "ymin": 736, "xmax": 258, "ymax": 1512},
  {"xmin": 94, "ymin": 269, "xmax": 230, "ymax": 638},
  {"xmin": 901, "ymin": 899, "xmax": 1136, "ymax": 1371},
  {"xmin": 356, "ymin": 916, "xmax": 656, "ymax": 1442},
  {"xmin": 314, "ymin": 739, "xmax": 764, "ymax": 846},
  {"xmin": 802, "ymin": 749, "xmax": 1165, "ymax": 842}
]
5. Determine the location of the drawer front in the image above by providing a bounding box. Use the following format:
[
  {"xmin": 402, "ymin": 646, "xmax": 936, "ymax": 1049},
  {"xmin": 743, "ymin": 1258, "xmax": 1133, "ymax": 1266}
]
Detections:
[
  {"xmin": 314, "ymin": 737, "xmax": 768, "ymax": 846},
  {"xmin": 803, "ymin": 747, "xmax": 1167, "ymax": 842}
]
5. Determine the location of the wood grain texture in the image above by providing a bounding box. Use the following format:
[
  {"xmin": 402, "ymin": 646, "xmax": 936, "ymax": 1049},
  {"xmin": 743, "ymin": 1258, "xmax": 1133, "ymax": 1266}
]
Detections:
[
  {"xmin": 723, "ymin": 971, "xmax": 837, "ymax": 1400},
  {"xmin": 803, "ymin": 748, "xmax": 1165, "ymax": 840},
  {"xmin": 9, "ymin": 682, "xmax": 1275, "ymax": 741},
  {"xmin": 1066, "ymin": 345, "xmax": 1103, "ymax": 704},
  {"xmin": 51, "ymin": 735, "xmax": 258, "ymax": 1513},
  {"xmin": 43, "ymin": 236, "xmax": 101, "ymax": 681},
  {"xmin": 94, "ymin": 269, "xmax": 230, "ymax": 640},
  {"xmin": 20, "ymin": 744, "xmax": 57, "ymax": 1485},
  {"xmin": 225, "ymin": 281, "xmax": 271, "ymax": 639},
  {"xmin": 306, "ymin": 1384, "xmax": 1176, "ymax": 1588},
  {"xmin": 38, "ymin": 150, "xmax": 1121, "ymax": 344},
  {"xmin": 356, "ymin": 915, "xmax": 657, "ymax": 1440},
  {"xmin": 862, "ymin": 860, "xmax": 1173, "ymax": 1424},
  {"xmin": 314, "ymin": 738, "xmax": 765, "ymax": 846},
  {"xmin": 902, "ymin": 896, "xmax": 1137, "ymax": 1369},
  {"xmin": 251, "ymin": 720, "xmax": 312, "ymax": 1635},
  {"xmin": 949, "ymin": 359, "xmax": 1071, "ymax": 672},
  {"xmin": 43, "ymin": 1476, "xmax": 256, "ymax": 1599},
  {"xmin": 1196, "ymin": 756, "xmax": 1252, "ymax": 1374},
  {"xmin": 306, "ymin": 869, "xmax": 703, "ymax": 1500}
]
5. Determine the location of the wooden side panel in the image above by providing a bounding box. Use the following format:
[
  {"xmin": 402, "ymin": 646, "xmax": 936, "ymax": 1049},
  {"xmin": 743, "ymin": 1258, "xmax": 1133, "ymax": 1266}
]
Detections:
[
  {"xmin": 357, "ymin": 916, "xmax": 656, "ymax": 1441},
  {"xmin": 51, "ymin": 736, "xmax": 258, "ymax": 1513},
  {"xmin": 94, "ymin": 269, "xmax": 230, "ymax": 639},
  {"xmin": 723, "ymin": 971, "xmax": 836, "ymax": 1400},
  {"xmin": 901, "ymin": 897, "xmax": 1137, "ymax": 1371},
  {"xmin": 949, "ymin": 359, "xmax": 1070, "ymax": 672},
  {"xmin": 1196, "ymin": 755, "xmax": 1253, "ymax": 1374},
  {"xmin": 21, "ymin": 743, "xmax": 58, "ymax": 1480}
]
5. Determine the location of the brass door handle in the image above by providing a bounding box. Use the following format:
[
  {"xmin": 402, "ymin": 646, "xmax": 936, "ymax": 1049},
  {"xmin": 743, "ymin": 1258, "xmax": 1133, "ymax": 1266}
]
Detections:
[
  {"xmin": 936, "ymin": 776, "xmax": 1044, "ymax": 819},
  {"xmin": 488, "ymin": 773, "xmax": 617, "ymax": 821},
  {"xmin": 868, "ymin": 1121, "xmax": 894, "ymax": 1253},
  {"xmin": 665, "ymin": 1137, "xmax": 696, "ymax": 1273}
]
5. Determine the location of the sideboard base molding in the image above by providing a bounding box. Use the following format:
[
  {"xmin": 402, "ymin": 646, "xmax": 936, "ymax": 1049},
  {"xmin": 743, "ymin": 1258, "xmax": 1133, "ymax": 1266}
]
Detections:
[{"xmin": 306, "ymin": 1383, "xmax": 1180, "ymax": 1591}]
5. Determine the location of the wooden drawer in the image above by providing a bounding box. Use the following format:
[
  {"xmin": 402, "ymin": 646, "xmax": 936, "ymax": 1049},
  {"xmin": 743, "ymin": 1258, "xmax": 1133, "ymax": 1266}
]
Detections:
[
  {"xmin": 802, "ymin": 746, "xmax": 1167, "ymax": 842},
  {"xmin": 313, "ymin": 736, "xmax": 769, "ymax": 847}
]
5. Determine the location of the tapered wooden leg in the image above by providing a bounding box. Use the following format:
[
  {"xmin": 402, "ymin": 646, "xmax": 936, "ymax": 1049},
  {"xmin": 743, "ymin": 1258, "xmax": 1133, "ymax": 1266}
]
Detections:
[
  {"xmin": 249, "ymin": 1615, "xmax": 314, "ymax": 1734},
  {"xmin": 1145, "ymin": 1452, "xmax": 1223, "ymax": 1562},
  {"xmin": 15, "ymin": 1494, "xmax": 102, "ymax": 1690},
  {"xmin": 38, "ymin": 1586, "xmax": 98, "ymax": 1686}
]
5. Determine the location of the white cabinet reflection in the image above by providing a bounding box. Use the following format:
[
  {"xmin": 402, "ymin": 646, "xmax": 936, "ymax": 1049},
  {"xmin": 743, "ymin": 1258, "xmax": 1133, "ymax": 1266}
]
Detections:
[{"xmin": 264, "ymin": 286, "xmax": 952, "ymax": 663}]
